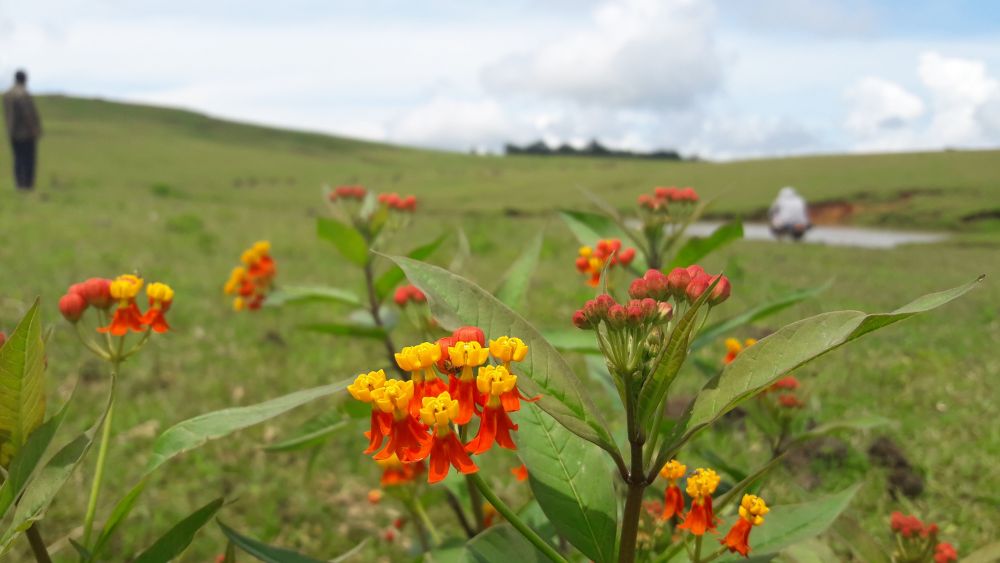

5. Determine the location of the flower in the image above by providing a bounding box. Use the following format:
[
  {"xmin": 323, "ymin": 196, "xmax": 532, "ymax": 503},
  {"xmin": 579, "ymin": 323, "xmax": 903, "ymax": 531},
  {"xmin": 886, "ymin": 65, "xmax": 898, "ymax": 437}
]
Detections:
[
  {"xmin": 370, "ymin": 379, "xmax": 430, "ymax": 463},
  {"xmin": 489, "ymin": 336, "xmax": 528, "ymax": 367},
  {"xmin": 330, "ymin": 185, "xmax": 366, "ymax": 201},
  {"xmin": 395, "ymin": 342, "xmax": 445, "ymax": 417},
  {"xmin": 419, "ymin": 392, "xmax": 478, "ymax": 483},
  {"xmin": 512, "ymin": 464, "xmax": 529, "ymax": 482},
  {"xmin": 466, "ymin": 365, "xmax": 520, "ymax": 454},
  {"xmin": 659, "ymin": 460, "xmax": 687, "ymax": 520},
  {"xmin": 140, "ymin": 282, "xmax": 174, "ymax": 333},
  {"xmin": 78, "ymin": 278, "xmax": 113, "ymax": 309},
  {"xmin": 59, "ymin": 292, "xmax": 88, "ymax": 323},
  {"xmin": 677, "ymin": 468, "xmax": 720, "ymax": 535},
  {"xmin": 224, "ymin": 241, "xmax": 276, "ymax": 311},
  {"xmin": 724, "ymin": 338, "xmax": 757, "ymax": 364},
  {"xmin": 376, "ymin": 453, "xmax": 425, "ymax": 486},
  {"xmin": 934, "ymin": 542, "xmax": 957, "ymax": 563},
  {"xmin": 574, "ymin": 239, "xmax": 636, "ymax": 286},
  {"xmin": 454, "ymin": 326, "xmax": 486, "ymax": 346},
  {"xmin": 393, "ymin": 284, "xmax": 426, "ymax": 307},
  {"xmin": 448, "ymin": 340, "xmax": 490, "ymax": 424},
  {"xmin": 99, "ymin": 274, "xmax": 146, "ymax": 335},
  {"xmin": 721, "ymin": 494, "xmax": 769, "ymax": 556},
  {"xmin": 348, "ymin": 370, "xmax": 393, "ymax": 455},
  {"xmin": 368, "ymin": 489, "xmax": 383, "ymax": 504},
  {"xmin": 778, "ymin": 394, "xmax": 804, "ymax": 408}
]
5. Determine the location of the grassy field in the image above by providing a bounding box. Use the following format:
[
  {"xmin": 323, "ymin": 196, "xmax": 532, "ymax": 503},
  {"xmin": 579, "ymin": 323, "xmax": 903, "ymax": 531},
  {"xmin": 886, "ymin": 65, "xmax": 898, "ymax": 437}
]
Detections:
[{"xmin": 0, "ymin": 96, "xmax": 997, "ymax": 561}]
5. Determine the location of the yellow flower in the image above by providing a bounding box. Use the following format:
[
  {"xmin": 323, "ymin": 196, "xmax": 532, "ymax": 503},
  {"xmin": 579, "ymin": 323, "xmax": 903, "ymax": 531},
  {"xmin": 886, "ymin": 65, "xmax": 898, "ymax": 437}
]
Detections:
[
  {"xmin": 395, "ymin": 342, "xmax": 441, "ymax": 373},
  {"xmin": 737, "ymin": 494, "xmax": 769, "ymax": 526},
  {"xmin": 224, "ymin": 267, "xmax": 246, "ymax": 295},
  {"xmin": 146, "ymin": 282, "xmax": 174, "ymax": 304},
  {"xmin": 477, "ymin": 365, "xmax": 517, "ymax": 398},
  {"xmin": 685, "ymin": 468, "xmax": 721, "ymax": 502},
  {"xmin": 579, "ymin": 246, "xmax": 593, "ymax": 258},
  {"xmin": 419, "ymin": 391, "xmax": 459, "ymax": 431},
  {"xmin": 449, "ymin": 341, "xmax": 490, "ymax": 368},
  {"xmin": 109, "ymin": 274, "xmax": 143, "ymax": 301},
  {"xmin": 347, "ymin": 370, "xmax": 387, "ymax": 403},
  {"xmin": 725, "ymin": 338, "xmax": 742, "ymax": 354},
  {"xmin": 371, "ymin": 379, "xmax": 414, "ymax": 416},
  {"xmin": 232, "ymin": 297, "xmax": 245, "ymax": 311},
  {"xmin": 489, "ymin": 336, "xmax": 528, "ymax": 365},
  {"xmin": 660, "ymin": 459, "xmax": 687, "ymax": 483}
]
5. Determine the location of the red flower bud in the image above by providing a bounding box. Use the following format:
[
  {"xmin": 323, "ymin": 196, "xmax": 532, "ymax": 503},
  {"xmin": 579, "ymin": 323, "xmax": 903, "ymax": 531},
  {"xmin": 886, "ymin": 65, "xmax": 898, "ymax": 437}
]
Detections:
[
  {"xmin": 400, "ymin": 195, "xmax": 417, "ymax": 211},
  {"xmin": 576, "ymin": 256, "xmax": 591, "ymax": 273},
  {"xmin": 628, "ymin": 278, "xmax": 648, "ymax": 299},
  {"xmin": 778, "ymin": 394, "xmax": 804, "ymax": 408},
  {"xmin": 685, "ymin": 265, "xmax": 706, "ymax": 279},
  {"xmin": 654, "ymin": 186, "xmax": 672, "ymax": 199},
  {"xmin": 607, "ymin": 304, "xmax": 627, "ymax": 329},
  {"xmin": 666, "ymin": 268, "xmax": 691, "ymax": 296},
  {"xmin": 81, "ymin": 278, "xmax": 113, "ymax": 309},
  {"xmin": 394, "ymin": 286, "xmax": 409, "ymax": 306},
  {"xmin": 353, "ymin": 186, "xmax": 367, "ymax": 198},
  {"xmin": 638, "ymin": 194, "xmax": 654, "ymax": 209},
  {"xmin": 411, "ymin": 287, "xmax": 426, "ymax": 303},
  {"xmin": 679, "ymin": 187, "xmax": 698, "ymax": 202},
  {"xmin": 643, "ymin": 269, "xmax": 669, "ymax": 300},
  {"xmin": 596, "ymin": 239, "xmax": 612, "ymax": 257},
  {"xmin": 657, "ymin": 301, "xmax": 674, "ymax": 322},
  {"xmin": 685, "ymin": 275, "xmax": 710, "ymax": 302},
  {"xmin": 436, "ymin": 335, "xmax": 458, "ymax": 373},
  {"xmin": 59, "ymin": 293, "xmax": 88, "ymax": 323},
  {"xmin": 69, "ymin": 282, "xmax": 87, "ymax": 297},
  {"xmin": 453, "ymin": 326, "xmax": 485, "ymax": 346},
  {"xmin": 572, "ymin": 309, "xmax": 593, "ymax": 330},
  {"xmin": 626, "ymin": 301, "xmax": 645, "ymax": 325},
  {"xmin": 772, "ymin": 376, "xmax": 799, "ymax": 390},
  {"xmin": 618, "ymin": 247, "xmax": 636, "ymax": 266},
  {"xmin": 709, "ymin": 275, "xmax": 731, "ymax": 305}
]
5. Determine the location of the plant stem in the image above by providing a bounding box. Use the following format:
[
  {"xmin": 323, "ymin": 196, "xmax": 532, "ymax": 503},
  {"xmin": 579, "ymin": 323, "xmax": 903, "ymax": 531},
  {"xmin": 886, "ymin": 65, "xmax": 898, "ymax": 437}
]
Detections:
[
  {"xmin": 465, "ymin": 474, "xmax": 486, "ymax": 532},
  {"xmin": 362, "ymin": 259, "xmax": 404, "ymax": 377},
  {"xmin": 411, "ymin": 494, "xmax": 442, "ymax": 546},
  {"xmin": 25, "ymin": 524, "xmax": 51, "ymax": 563},
  {"xmin": 444, "ymin": 488, "xmax": 475, "ymax": 538},
  {"xmin": 468, "ymin": 473, "xmax": 567, "ymax": 563},
  {"xmin": 81, "ymin": 360, "xmax": 119, "ymax": 548},
  {"xmin": 693, "ymin": 535, "xmax": 704, "ymax": 563},
  {"xmin": 403, "ymin": 498, "xmax": 431, "ymax": 553},
  {"xmin": 617, "ymin": 479, "xmax": 646, "ymax": 563}
]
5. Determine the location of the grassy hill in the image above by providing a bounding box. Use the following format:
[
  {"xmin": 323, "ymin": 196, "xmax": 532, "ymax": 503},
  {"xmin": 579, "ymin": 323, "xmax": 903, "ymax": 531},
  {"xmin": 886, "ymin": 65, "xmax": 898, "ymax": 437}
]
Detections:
[{"xmin": 0, "ymin": 96, "xmax": 996, "ymax": 560}]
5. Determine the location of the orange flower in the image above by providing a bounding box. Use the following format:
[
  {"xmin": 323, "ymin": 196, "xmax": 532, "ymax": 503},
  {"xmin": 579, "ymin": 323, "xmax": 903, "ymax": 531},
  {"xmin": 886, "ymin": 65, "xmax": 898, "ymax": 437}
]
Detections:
[
  {"xmin": 466, "ymin": 366, "xmax": 519, "ymax": 454},
  {"xmin": 721, "ymin": 494, "xmax": 769, "ymax": 556},
  {"xmin": 419, "ymin": 392, "xmax": 477, "ymax": 483},
  {"xmin": 395, "ymin": 342, "xmax": 444, "ymax": 418},
  {"xmin": 447, "ymin": 340, "xmax": 489, "ymax": 424},
  {"xmin": 140, "ymin": 282, "xmax": 174, "ymax": 333},
  {"xmin": 225, "ymin": 241, "xmax": 276, "ymax": 311},
  {"xmin": 98, "ymin": 275, "xmax": 146, "ymax": 336},
  {"xmin": 659, "ymin": 460, "xmax": 687, "ymax": 520},
  {"xmin": 370, "ymin": 379, "xmax": 430, "ymax": 463},
  {"xmin": 724, "ymin": 338, "xmax": 757, "ymax": 364},
  {"xmin": 677, "ymin": 468, "xmax": 720, "ymax": 536},
  {"xmin": 376, "ymin": 453, "xmax": 425, "ymax": 486},
  {"xmin": 574, "ymin": 239, "xmax": 636, "ymax": 286},
  {"xmin": 348, "ymin": 370, "xmax": 393, "ymax": 455},
  {"xmin": 512, "ymin": 464, "xmax": 529, "ymax": 482},
  {"xmin": 488, "ymin": 337, "xmax": 537, "ymax": 411}
]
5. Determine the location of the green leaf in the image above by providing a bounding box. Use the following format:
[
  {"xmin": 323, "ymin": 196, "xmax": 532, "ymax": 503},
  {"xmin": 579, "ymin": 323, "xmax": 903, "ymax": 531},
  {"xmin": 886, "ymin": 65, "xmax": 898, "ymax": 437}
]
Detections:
[
  {"xmin": 792, "ymin": 416, "xmax": 891, "ymax": 444},
  {"xmin": 467, "ymin": 524, "xmax": 549, "ymax": 563},
  {"xmin": 265, "ymin": 286, "xmax": 362, "ymax": 307},
  {"xmin": 0, "ymin": 389, "xmax": 72, "ymax": 518},
  {"xmin": 718, "ymin": 485, "xmax": 861, "ymax": 562},
  {"xmin": 0, "ymin": 299, "xmax": 46, "ymax": 467},
  {"xmin": 145, "ymin": 380, "xmax": 350, "ymax": 475},
  {"xmin": 515, "ymin": 403, "xmax": 618, "ymax": 563},
  {"xmin": 691, "ymin": 282, "xmax": 832, "ymax": 351},
  {"xmin": 541, "ymin": 329, "xmax": 600, "ymax": 354},
  {"xmin": 962, "ymin": 541, "xmax": 1000, "ymax": 563},
  {"xmin": 374, "ymin": 233, "xmax": 448, "ymax": 299},
  {"xmin": 831, "ymin": 517, "xmax": 891, "ymax": 563},
  {"xmin": 668, "ymin": 219, "xmax": 743, "ymax": 269},
  {"xmin": 217, "ymin": 520, "xmax": 327, "ymax": 562},
  {"xmin": 265, "ymin": 410, "xmax": 347, "ymax": 452},
  {"xmin": 494, "ymin": 231, "xmax": 544, "ymax": 310},
  {"xmin": 559, "ymin": 210, "xmax": 625, "ymax": 246},
  {"xmin": 296, "ymin": 322, "xmax": 387, "ymax": 339},
  {"xmin": 387, "ymin": 255, "xmax": 620, "ymax": 458},
  {"xmin": 317, "ymin": 217, "xmax": 369, "ymax": 266},
  {"xmin": 133, "ymin": 497, "xmax": 224, "ymax": 563},
  {"xmin": 667, "ymin": 277, "xmax": 982, "ymax": 455},
  {"xmin": 90, "ymin": 478, "xmax": 149, "ymax": 560}
]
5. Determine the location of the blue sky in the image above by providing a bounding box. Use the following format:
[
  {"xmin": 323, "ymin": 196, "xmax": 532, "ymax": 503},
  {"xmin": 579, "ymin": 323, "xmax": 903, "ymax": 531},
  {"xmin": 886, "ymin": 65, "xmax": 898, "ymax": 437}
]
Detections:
[{"xmin": 1, "ymin": 0, "xmax": 999, "ymax": 159}]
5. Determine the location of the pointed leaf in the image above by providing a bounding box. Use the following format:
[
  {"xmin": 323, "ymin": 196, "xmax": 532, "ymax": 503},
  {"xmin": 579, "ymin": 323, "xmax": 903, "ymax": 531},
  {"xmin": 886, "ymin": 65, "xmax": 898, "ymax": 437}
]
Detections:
[
  {"xmin": 265, "ymin": 286, "xmax": 362, "ymax": 308},
  {"xmin": 375, "ymin": 233, "xmax": 448, "ymax": 299},
  {"xmin": 668, "ymin": 219, "xmax": 743, "ymax": 269},
  {"xmin": 667, "ymin": 277, "xmax": 982, "ymax": 455},
  {"xmin": 387, "ymin": 256, "xmax": 619, "ymax": 457},
  {"xmin": 90, "ymin": 478, "xmax": 149, "ymax": 560},
  {"xmin": 515, "ymin": 403, "xmax": 617, "ymax": 562},
  {"xmin": 265, "ymin": 410, "xmax": 346, "ymax": 452},
  {"xmin": 317, "ymin": 217, "xmax": 369, "ymax": 266},
  {"xmin": 494, "ymin": 231, "xmax": 544, "ymax": 310},
  {"xmin": 217, "ymin": 520, "xmax": 327, "ymax": 562},
  {"xmin": 297, "ymin": 322, "xmax": 386, "ymax": 339},
  {"xmin": 133, "ymin": 497, "xmax": 224, "ymax": 563},
  {"xmin": 145, "ymin": 380, "xmax": 350, "ymax": 475},
  {"xmin": 0, "ymin": 299, "xmax": 46, "ymax": 466},
  {"xmin": 467, "ymin": 524, "xmax": 548, "ymax": 563}
]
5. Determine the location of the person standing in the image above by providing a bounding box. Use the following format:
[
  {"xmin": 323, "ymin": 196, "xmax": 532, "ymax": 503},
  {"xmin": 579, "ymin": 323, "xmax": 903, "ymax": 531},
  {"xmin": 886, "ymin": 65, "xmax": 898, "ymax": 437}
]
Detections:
[{"xmin": 3, "ymin": 70, "xmax": 42, "ymax": 191}]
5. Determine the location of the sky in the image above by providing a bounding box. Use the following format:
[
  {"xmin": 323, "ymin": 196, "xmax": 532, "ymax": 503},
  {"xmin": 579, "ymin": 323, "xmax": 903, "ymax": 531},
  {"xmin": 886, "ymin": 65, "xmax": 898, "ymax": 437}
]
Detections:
[{"xmin": 1, "ymin": 0, "xmax": 999, "ymax": 159}]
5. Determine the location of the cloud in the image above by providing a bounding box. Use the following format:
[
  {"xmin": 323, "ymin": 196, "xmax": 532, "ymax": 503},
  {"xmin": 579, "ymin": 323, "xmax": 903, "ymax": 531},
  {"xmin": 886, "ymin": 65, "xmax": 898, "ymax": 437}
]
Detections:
[
  {"xmin": 919, "ymin": 51, "xmax": 1000, "ymax": 146},
  {"xmin": 389, "ymin": 97, "xmax": 522, "ymax": 150},
  {"xmin": 481, "ymin": 0, "xmax": 722, "ymax": 110},
  {"xmin": 684, "ymin": 115, "xmax": 821, "ymax": 159},
  {"xmin": 844, "ymin": 77, "xmax": 925, "ymax": 137}
]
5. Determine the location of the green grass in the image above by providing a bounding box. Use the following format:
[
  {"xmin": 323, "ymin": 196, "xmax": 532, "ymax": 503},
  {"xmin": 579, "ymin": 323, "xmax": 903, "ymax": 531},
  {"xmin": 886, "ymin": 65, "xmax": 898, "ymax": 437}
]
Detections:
[{"xmin": 0, "ymin": 96, "xmax": 997, "ymax": 561}]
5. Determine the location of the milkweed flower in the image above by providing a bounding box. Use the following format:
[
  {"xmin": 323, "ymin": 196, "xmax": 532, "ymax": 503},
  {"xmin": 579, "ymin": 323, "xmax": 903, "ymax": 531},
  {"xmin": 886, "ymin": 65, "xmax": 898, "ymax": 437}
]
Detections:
[
  {"xmin": 659, "ymin": 459, "xmax": 687, "ymax": 520},
  {"xmin": 376, "ymin": 453, "xmax": 425, "ymax": 486},
  {"xmin": 419, "ymin": 391, "xmax": 477, "ymax": 483},
  {"xmin": 59, "ymin": 292, "xmax": 88, "ymax": 323},
  {"xmin": 99, "ymin": 275, "xmax": 146, "ymax": 336},
  {"xmin": 677, "ymin": 468, "xmax": 720, "ymax": 535},
  {"xmin": 512, "ymin": 464, "xmax": 529, "ymax": 482},
  {"xmin": 369, "ymin": 379, "xmax": 430, "ymax": 463},
  {"xmin": 329, "ymin": 185, "xmax": 366, "ymax": 201},
  {"xmin": 724, "ymin": 337, "xmax": 757, "ymax": 364},
  {"xmin": 447, "ymin": 340, "xmax": 489, "ymax": 424},
  {"xmin": 574, "ymin": 239, "xmax": 636, "ymax": 287},
  {"xmin": 934, "ymin": 543, "xmax": 957, "ymax": 563},
  {"xmin": 395, "ymin": 342, "xmax": 445, "ymax": 417},
  {"xmin": 466, "ymin": 365, "xmax": 520, "ymax": 454},
  {"xmin": 488, "ymin": 336, "xmax": 536, "ymax": 411},
  {"xmin": 721, "ymin": 494, "xmax": 769, "ymax": 556},
  {"xmin": 224, "ymin": 240, "xmax": 276, "ymax": 311},
  {"xmin": 393, "ymin": 285, "xmax": 426, "ymax": 307},
  {"xmin": 140, "ymin": 282, "xmax": 174, "ymax": 333},
  {"xmin": 348, "ymin": 370, "xmax": 392, "ymax": 455}
]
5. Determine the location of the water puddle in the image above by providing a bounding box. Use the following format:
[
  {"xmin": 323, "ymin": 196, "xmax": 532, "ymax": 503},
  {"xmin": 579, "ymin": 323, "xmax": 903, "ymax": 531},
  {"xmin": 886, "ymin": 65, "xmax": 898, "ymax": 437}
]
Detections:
[{"xmin": 686, "ymin": 222, "xmax": 948, "ymax": 249}]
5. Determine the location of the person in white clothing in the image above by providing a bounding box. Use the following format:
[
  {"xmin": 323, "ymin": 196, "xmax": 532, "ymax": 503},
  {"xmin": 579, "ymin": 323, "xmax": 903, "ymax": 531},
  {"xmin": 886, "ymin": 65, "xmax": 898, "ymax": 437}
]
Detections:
[{"xmin": 768, "ymin": 186, "xmax": 811, "ymax": 240}]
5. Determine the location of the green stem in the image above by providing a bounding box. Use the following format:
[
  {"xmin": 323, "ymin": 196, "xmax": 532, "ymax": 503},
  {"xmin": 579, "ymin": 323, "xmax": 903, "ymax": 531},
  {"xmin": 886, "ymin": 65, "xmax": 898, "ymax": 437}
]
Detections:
[
  {"xmin": 411, "ymin": 495, "xmax": 442, "ymax": 546},
  {"xmin": 362, "ymin": 258, "xmax": 404, "ymax": 378},
  {"xmin": 693, "ymin": 534, "xmax": 704, "ymax": 563},
  {"xmin": 468, "ymin": 473, "xmax": 567, "ymax": 563},
  {"xmin": 73, "ymin": 323, "xmax": 110, "ymax": 361},
  {"xmin": 25, "ymin": 524, "xmax": 52, "ymax": 563},
  {"xmin": 81, "ymin": 362, "xmax": 119, "ymax": 548}
]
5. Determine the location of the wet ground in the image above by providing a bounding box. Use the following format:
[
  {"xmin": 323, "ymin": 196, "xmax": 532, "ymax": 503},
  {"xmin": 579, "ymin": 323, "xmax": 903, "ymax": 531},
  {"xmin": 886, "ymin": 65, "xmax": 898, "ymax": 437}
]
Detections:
[{"xmin": 687, "ymin": 222, "xmax": 948, "ymax": 249}]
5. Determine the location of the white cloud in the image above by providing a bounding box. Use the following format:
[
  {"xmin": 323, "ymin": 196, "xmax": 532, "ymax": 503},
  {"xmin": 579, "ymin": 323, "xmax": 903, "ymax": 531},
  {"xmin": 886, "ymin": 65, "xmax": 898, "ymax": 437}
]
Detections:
[
  {"xmin": 389, "ymin": 98, "xmax": 522, "ymax": 150},
  {"xmin": 482, "ymin": 0, "xmax": 722, "ymax": 110},
  {"xmin": 684, "ymin": 115, "xmax": 820, "ymax": 159},
  {"xmin": 844, "ymin": 77, "xmax": 924, "ymax": 137},
  {"xmin": 919, "ymin": 51, "xmax": 1000, "ymax": 146}
]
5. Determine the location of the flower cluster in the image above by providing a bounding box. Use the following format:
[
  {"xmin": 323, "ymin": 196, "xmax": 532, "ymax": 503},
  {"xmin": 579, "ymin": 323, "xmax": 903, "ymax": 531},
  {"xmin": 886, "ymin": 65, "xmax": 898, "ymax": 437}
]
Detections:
[
  {"xmin": 890, "ymin": 512, "xmax": 956, "ymax": 563},
  {"xmin": 658, "ymin": 460, "xmax": 769, "ymax": 557},
  {"xmin": 637, "ymin": 186, "xmax": 699, "ymax": 211},
  {"xmin": 328, "ymin": 185, "xmax": 367, "ymax": 201},
  {"xmin": 574, "ymin": 239, "xmax": 637, "ymax": 287},
  {"xmin": 378, "ymin": 192, "xmax": 418, "ymax": 211},
  {"xmin": 348, "ymin": 326, "xmax": 536, "ymax": 484},
  {"xmin": 60, "ymin": 275, "xmax": 174, "ymax": 335},
  {"xmin": 768, "ymin": 375, "xmax": 804, "ymax": 409},
  {"xmin": 724, "ymin": 337, "xmax": 757, "ymax": 364},
  {"xmin": 393, "ymin": 285, "xmax": 426, "ymax": 308},
  {"xmin": 224, "ymin": 240, "xmax": 276, "ymax": 311}
]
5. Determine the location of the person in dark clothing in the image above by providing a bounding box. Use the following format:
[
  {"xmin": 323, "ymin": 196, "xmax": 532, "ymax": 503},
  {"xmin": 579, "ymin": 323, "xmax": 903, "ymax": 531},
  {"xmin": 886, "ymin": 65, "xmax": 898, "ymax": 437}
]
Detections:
[{"xmin": 3, "ymin": 70, "xmax": 42, "ymax": 190}]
